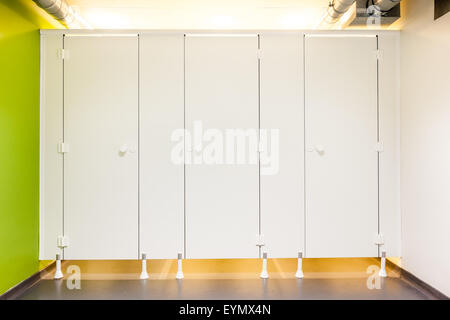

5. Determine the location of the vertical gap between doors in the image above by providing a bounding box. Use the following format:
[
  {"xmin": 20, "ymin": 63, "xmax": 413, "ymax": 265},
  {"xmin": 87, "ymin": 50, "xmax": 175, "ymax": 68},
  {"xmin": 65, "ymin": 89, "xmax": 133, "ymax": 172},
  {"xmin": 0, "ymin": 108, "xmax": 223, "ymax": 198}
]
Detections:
[
  {"xmin": 137, "ymin": 34, "xmax": 141, "ymax": 259},
  {"xmin": 183, "ymin": 34, "xmax": 187, "ymax": 259},
  {"xmin": 376, "ymin": 35, "xmax": 381, "ymax": 258},
  {"xmin": 257, "ymin": 34, "xmax": 261, "ymax": 259},
  {"xmin": 62, "ymin": 34, "xmax": 65, "ymax": 260},
  {"xmin": 303, "ymin": 34, "xmax": 307, "ymax": 258}
]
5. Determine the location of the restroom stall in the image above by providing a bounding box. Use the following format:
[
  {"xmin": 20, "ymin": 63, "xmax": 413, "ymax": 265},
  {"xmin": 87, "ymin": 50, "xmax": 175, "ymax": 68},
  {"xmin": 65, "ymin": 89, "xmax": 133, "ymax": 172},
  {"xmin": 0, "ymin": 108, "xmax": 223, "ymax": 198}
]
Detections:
[{"xmin": 39, "ymin": 31, "xmax": 400, "ymax": 261}]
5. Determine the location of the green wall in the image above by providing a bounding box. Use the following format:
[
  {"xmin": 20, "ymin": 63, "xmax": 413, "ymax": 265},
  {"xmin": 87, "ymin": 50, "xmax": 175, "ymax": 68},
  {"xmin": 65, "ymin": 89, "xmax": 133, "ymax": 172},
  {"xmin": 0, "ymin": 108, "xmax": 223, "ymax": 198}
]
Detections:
[{"xmin": 0, "ymin": 0, "xmax": 63, "ymax": 295}]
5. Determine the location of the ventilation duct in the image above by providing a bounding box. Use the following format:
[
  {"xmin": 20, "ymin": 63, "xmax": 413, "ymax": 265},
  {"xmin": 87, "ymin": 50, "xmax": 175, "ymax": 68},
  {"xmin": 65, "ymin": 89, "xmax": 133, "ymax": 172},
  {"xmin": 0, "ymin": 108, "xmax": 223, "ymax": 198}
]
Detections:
[
  {"xmin": 33, "ymin": 0, "xmax": 90, "ymax": 28},
  {"xmin": 348, "ymin": 0, "xmax": 402, "ymax": 27},
  {"xmin": 322, "ymin": 0, "xmax": 402, "ymax": 28},
  {"xmin": 324, "ymin": 0, "xmax": 356, "ymax": 24}
]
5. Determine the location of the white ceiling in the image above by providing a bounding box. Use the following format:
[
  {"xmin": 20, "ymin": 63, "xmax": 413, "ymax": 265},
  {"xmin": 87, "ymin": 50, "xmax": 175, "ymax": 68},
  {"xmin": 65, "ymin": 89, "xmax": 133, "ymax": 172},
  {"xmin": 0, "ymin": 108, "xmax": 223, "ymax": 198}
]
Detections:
[{"xmin": 66, "ymin": 0, "xmax": 331, "ymax": 29}]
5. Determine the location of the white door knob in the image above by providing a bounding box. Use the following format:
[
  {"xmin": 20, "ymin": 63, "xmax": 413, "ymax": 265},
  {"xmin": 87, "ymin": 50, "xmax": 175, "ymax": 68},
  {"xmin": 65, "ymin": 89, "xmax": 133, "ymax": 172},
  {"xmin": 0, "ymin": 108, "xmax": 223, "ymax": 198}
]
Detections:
[
  {"xmin": 315, "ymin": 144, "xmax": 324, "ymax": 153},
  {"xmin": 119, "ymin": 144, "xmax": 129, "ymax": 153}
]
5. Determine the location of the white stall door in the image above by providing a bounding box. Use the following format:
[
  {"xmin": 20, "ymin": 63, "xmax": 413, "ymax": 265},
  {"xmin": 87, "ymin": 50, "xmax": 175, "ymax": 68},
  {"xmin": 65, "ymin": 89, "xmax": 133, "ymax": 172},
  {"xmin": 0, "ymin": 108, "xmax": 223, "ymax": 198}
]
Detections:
[
  {"xmin": 64, "ymin": 36, "xmax": 139, "ymax": 259},
  {"xmin": 305, "ymin": 35, "xmax": 378, "ymax": 258},
  {"xmin": 185, "ymin": 35, "xmax": 259, "ymax": 259}
]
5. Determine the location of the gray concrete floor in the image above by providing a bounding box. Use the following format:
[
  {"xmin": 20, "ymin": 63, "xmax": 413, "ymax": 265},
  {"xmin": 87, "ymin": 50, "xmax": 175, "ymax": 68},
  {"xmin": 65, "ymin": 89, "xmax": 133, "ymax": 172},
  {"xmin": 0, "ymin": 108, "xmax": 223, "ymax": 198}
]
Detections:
[{"xmin": 17, "ymin": 278, "xmax": 434, "ymax": 300}]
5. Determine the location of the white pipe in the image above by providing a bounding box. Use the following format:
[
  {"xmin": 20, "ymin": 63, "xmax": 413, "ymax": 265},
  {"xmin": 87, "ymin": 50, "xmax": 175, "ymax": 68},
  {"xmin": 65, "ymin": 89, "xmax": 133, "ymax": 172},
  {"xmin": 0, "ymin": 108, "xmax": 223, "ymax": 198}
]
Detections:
[
  {"xmin": 379, "ymin": 250, "xmax": 387, "ymax": 277},
  {"xmin": 324, "ymin": 0, "xmax": 356, "ymax": 24},
  {"xmin": 176, "ymin": 252, "xmax": 184, "ymax": 279},
  {"xmin": 33, "ymin": 0, "xmax": 90, "ymax": 28},
  {"xmin": 260, "ymin": 252, "xmax": 269, "ymax": 279},
  {"xmin": 54, "ymin": 254, "xmax": 63, "ymax": 279},
  {"xmin": 373, "ymin": 0, "xmax": 401, "ymax": 12},
  {"xmin": 295, "ymin": 252, "xmax": 304, "ymax": 279},
  {"xmin": 33, "ymin": 0, "xmax": 72, "ymax": 23},
  {"xmin": 140, "ymin": 253, "xmax": 149, "ymax": 280}
]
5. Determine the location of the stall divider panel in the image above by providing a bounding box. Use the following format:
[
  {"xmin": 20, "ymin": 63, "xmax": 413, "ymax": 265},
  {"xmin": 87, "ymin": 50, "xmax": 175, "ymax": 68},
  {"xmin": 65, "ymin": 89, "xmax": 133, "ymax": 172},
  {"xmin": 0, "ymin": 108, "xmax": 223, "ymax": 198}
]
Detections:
[
  {"xmin": 139, "ymin": 34, "xmax": 185, "ymax": 259},
  {"xmin": 378, "ymin": 34, "xmax": 401, "ymax": 257},
  {"xmin": 259, "ymin": 34, "xmax": 305, "ymax": 258},
  {"xmin": 39, "ymin": 34, "xmax": 64, "ymax": 260},
  {"xmin": 304, "ymin": 35, "xmax": 379, "ymax": 258},
  {"xmin": 63, "ymin": 35, "xmax": 139, "ymax": 259},
  {"xmin": 185, "ymin": 35, "xmax": 259, "ymax": 259}
]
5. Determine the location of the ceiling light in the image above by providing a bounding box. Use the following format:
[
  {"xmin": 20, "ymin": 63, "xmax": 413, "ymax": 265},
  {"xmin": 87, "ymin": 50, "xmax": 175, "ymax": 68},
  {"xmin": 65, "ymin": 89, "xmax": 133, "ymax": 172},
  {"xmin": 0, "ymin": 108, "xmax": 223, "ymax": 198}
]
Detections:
[{"xmin": 210, "ymin": 15, "xmax": 235, "ymax": 28}]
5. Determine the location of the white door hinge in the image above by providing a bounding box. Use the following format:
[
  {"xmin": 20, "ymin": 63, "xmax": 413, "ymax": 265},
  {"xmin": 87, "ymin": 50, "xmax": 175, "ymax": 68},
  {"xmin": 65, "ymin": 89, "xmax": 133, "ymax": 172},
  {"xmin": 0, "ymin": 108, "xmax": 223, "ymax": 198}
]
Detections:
[
  {"xmin": 258, "ymin": 141, "xmax": 264, "ymax": 153},
  {"xmin": 375, "ymin": 142, "xmax": 384, "ymax": 153},
  {"xmin": 257, "ymin": 49, "xmax": 263, "ymax": 59},
  {"xmin": 256, "ymin": 234, "xmax": 265, "ymax": 247},
  {"xmin": 58, "ymin": 142, "xmax": 69, "ymax": 153},
  {"xmin": 374, "ymin": 233, "xmax": 384, "ymax": 246},
  {"xmin": 58, "ymin": 48, "xmax": 69, "ymax": 60},
  {"xmin": 57, "ymin": 235, "xmax": 69, "ymax": 248},
  {"xmin": 374, "ymin": 50, "xmax": 382, "ymax": 61}
]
